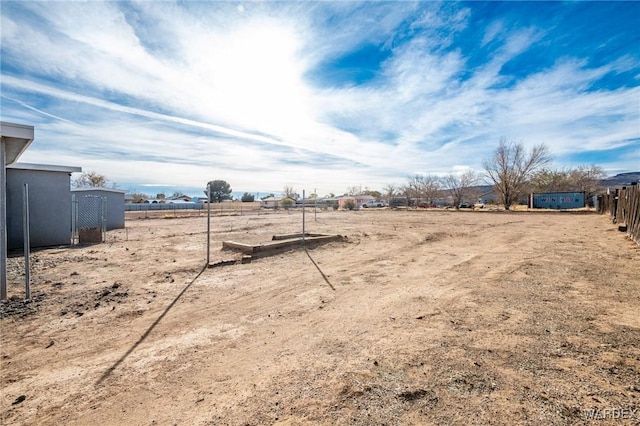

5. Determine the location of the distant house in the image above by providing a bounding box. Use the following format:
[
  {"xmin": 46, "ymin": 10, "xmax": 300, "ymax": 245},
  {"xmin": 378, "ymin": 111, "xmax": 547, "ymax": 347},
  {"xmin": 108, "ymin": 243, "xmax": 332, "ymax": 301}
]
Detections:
[
  {"xmin": 337, "ymin": 195, "xmax": 374, "ymax": 209},
  {"xmin": 477, "ymin": 189, "xmax": 499, "ymax": 205},
  {"xmin": 166, "ymin": 195, "xmax": 192, "ymax": 202},
  {"xmin": 295, "ymin": 197, "xmax": 332, "ymax": 207},
  {"xmin": 319, "ymin": 197, "xmax": 339, "ymax": 208},
  {"xmin": 166, "ymin": 199, "xmax": 195, "ymax": 204},
  {"xmin": 389, "ymin": 197, "xmax": 409, "ymax": 208},
  {"xmin": 261, "ymin": 196, "xmax": 295, "ymax": 209}
]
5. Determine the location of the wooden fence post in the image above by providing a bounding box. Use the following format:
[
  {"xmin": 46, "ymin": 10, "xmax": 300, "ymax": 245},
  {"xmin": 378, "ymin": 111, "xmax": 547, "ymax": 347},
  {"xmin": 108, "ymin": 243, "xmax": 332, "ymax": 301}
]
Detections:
[{"xmin": 597, "ymin": 183, "xmax": 640, "ymax": 246}]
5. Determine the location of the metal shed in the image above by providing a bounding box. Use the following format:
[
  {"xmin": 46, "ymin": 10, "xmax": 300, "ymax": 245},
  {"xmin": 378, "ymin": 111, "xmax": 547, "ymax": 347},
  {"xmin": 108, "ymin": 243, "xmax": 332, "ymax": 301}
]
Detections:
[
  {"xmin": 530, "ymin": 192, "xmax": 585, "ymax": 210},
  {"xmin": 71, "ymin": 188, "xmax": 126, "ymax": 230},
  {"xmin": 6, "ymin": 163, "xmax": 81, "ymax": 250}
]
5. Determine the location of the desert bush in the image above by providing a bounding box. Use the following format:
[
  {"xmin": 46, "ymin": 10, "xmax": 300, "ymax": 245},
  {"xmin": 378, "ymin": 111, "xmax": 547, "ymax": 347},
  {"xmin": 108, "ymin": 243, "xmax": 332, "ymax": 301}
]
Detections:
[{"xmin": 281, "ymin": 198, "xmax": 294, "ymax": 210}]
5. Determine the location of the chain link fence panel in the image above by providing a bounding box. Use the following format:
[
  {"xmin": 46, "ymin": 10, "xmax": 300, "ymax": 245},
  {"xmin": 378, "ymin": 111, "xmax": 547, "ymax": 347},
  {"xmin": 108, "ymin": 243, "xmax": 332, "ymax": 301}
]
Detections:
[{"xmin": 72, "ymin": 195, "xmax": 106, "ymax": 244}]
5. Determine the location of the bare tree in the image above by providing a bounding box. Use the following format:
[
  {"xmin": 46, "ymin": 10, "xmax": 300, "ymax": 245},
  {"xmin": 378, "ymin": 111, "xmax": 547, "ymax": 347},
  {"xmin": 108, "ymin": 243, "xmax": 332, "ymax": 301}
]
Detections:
[
  {"xmin": 383, "ymin": 183, "xmax": 398, "ymax": 204},
  {"xmin": 569, "ymin": 164, "xmax": 606, "ymax": 200},
  {"xmin": 72, "ymin": 171, "xmax": 114, "ymax": 188},
  {"xmin": 283, "ymin": 185, "xmax": 298, "ymax": 199},
  {"xmin": 444, "ymin": 170, "xmax": 479, "ymax": 209},
  {"xmin": 423, "ymin": 175, "xmax": 443, "ymax": 207},
  {"xmin": 406, "ymin": 176, "xmax": 423, "ymax": 205},
  {"xmin": 483, "ymin": 139, "xmax": 550, "ymax": 210},
  {"xmin": 530, "ymin": 168, "xmax": 573, "ymax": 193},
  {"xmin": 407, "ymin": 174, "xmax": 442, "ymax": 207},
  {"xmin": 346, "ymin": 186, "xmax": 361, "ymax": 196},
  {"xmin": 398, "ymin": 184, "xmax": 412, "ymax": 207}
]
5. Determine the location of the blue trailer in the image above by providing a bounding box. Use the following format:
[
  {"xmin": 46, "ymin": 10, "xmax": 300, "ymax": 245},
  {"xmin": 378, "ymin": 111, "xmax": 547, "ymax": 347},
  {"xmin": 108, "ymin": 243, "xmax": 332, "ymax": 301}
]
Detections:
[{"xmin": 530, "ymin": 192, "xmax": 585, "ymax": 210}]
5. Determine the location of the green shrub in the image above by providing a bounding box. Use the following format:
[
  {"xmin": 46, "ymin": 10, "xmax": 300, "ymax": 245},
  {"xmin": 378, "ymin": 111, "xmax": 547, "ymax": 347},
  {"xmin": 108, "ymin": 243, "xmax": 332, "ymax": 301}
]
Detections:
[{"xmin": 281, "ymin": 198, "xmax": 294, "ymax": 210}]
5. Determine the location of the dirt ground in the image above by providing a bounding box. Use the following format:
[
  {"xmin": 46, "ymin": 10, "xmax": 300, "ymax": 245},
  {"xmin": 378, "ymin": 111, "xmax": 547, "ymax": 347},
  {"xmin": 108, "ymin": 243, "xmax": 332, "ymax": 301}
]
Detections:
[{"xmin": 1, "ymin": 209, "xmax": 639, "ymax": 425}]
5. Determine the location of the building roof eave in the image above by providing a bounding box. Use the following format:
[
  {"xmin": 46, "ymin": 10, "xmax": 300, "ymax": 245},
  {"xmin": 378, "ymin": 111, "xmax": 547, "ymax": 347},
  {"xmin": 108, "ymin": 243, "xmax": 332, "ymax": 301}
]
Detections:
[
  {"xmin": 1, "ymin": 122, "xmax": 35, "ymax": 165},
  {"xmin": 8, "ymin": 162, "xmax": 82, "ymax": 174}
]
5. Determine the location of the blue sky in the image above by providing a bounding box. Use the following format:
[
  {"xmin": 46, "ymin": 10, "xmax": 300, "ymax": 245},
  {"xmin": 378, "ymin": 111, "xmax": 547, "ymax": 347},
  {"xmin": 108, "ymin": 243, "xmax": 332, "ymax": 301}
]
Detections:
[{"xmin": 1, "ymin": 1, "xmax": 638, "ymax": 197}]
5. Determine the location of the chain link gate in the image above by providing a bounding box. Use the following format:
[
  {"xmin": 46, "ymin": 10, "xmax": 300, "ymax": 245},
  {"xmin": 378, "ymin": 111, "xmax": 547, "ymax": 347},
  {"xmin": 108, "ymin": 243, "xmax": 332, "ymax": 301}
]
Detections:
[{"xmin": 72, "ymin": 195, "xmax": 107, "ymax": 244}]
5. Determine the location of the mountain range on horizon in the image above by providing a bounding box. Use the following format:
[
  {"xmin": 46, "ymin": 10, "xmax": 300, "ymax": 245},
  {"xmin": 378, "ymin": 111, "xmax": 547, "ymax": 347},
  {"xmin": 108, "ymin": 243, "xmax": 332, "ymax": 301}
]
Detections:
[{"xmin": 600, "ymin": 171, "xmax": 640, "ymax": 188}]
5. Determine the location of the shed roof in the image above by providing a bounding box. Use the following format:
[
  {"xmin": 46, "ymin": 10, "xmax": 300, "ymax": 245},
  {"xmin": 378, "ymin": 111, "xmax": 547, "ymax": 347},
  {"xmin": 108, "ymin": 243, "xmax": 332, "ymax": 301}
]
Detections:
[{"xmin": 71, "ymin": 187, "xmax": 127, "ymax": 194}]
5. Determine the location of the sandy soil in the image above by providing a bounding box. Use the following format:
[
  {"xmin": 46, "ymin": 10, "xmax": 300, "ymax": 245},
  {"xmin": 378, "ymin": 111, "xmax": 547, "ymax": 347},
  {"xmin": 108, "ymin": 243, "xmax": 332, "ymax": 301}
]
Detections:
[{"xmin": 1, "ymin": 209, "xmax": 639, "ymax": 425}]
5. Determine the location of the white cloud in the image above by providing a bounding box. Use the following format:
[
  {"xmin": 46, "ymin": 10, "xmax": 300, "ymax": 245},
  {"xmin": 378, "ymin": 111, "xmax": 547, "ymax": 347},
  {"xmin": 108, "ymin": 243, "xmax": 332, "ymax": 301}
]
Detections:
[{"xmin": 1, "ymin": 1, "xmax": 638, "ymax": 195}]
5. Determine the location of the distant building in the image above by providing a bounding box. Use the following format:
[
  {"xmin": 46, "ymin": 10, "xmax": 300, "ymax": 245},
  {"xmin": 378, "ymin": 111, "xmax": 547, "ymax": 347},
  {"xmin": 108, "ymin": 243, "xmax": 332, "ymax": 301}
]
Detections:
[
  {"xmin": 337, "ymin": 195, "xmax": 375, "ymax": 209},
  {"xmin": 166, "ymin": 195, "xmax": 192, "ymax": 202},
  {"xmin": 261, "ymin": 196, "xmax": 295, "ymax": 209},
  {"xmin": 389, "ymin": 197, "xmax": 409, "ymax": 208},
  {"xmin": 530, "ymin": 192, "xmax": 585, "ymax": 209},
  {"xmin": 165, "ymin": 199, "xmax": 194, "ymax": 204},
  {"xmin": 477, "ymin": 189, "xmax": 499, "ymax": 205}
]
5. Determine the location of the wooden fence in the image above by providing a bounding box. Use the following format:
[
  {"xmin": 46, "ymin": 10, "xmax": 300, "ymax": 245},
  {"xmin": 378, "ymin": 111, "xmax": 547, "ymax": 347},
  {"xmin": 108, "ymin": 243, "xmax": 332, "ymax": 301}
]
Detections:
[{"xmin": 597, "ymin": 183, "xmax": 640, "ymax": 245}]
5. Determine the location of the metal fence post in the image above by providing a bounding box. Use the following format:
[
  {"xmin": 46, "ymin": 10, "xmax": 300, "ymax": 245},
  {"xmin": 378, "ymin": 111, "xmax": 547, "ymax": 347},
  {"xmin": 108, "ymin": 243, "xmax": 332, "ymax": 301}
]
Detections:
[
  {"xmin": 71, "ymin": 194, "xmax": 77, "ymax": 245},
  {"xmin": 0, "ymin": 142, "xmax": 6, "ymax": 300},
  {"xmin": 23, "ymin": 184, "xmax": 31, "ymax": 299},
  {"xmin": 102, "ymin": 196, "xmax": 107, "ymax": 243},
  {"xmin": 207, "ymin": 183, "xmax": 211, "ymax": 264}
]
